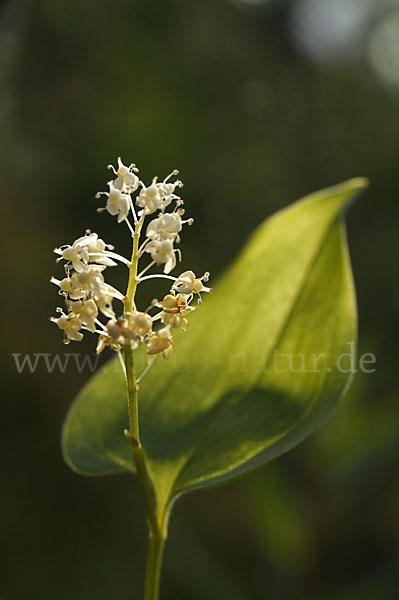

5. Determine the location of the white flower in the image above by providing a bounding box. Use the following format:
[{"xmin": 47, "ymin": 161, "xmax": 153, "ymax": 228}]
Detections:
[
  {"xmin": 146, "ymin": 213, "xmax": 182, "ymax": 241},
  {"xmin": 96, "ymin": 318, "xmax": 126, "ymax": 353},
  {"xmin": 68, "ymin": 298, "xmax": 98, "ymax": 332},
  {"xmin": 71, "ymin": 266, "xmax": 108, "ymax": 297},
  {"xmin": 172, "ymin": 271, "xmax": 212, "ymax": 296},
  {"xmin": 163, "ymin": 313, "xmax": 184, "ymax": 329},
  {"xmin": 70, "ymin": 267, "xmax": 120, "ymax": 317},
  {"xmin": 97, "ymin": 181, "xmax": 130, "ymax": 223},
  {"xmin": 136, "ymin": 181, "xmax": 164, "ymax": 215},
  {"xmin": 74, "ymin": 232, "xmax": 107, "ymax": 253},
  {"xmin": 51, "ymin": 276, "xmax": 80, "ymax": 297},
  {"xmin": 136, "ymin": 170, "xmax": 183, "ymax": 215},
  {"xmin": 96, "ymin": 313, "xmax": 152, "ymax": 354},
  {"xmin": 54, "ymin": 233, "xmax": 116, "ymax": 272},
  {"xmin": 51, "ymin": 298, "xmax": 99, "ymax": 343},
  {"xmin": 158, "ymin": 170, "xmax": 183, "ymax": 202},
  {"xmin": 51, "ymin": 268, "xmax": 104, "ymax": 300},
  {"xmin": 146, "ymin": 327, "xmax": 173, "ymax": 359},
  {"xmin": 74, "ymin": 267, "xmax": 106, "ymax": 294},
  {"xmin": 108, "ymin": 157, "xmax": 139, "ymax": 192},
  {"xmin": 55, "ymin": 245, "xmax": 88, "ymax": 273},
  {"xmin": 51, "ymin": 266, "xmax": 121, "ymax": 318},
  {"xmin": 127, "ymin": 311, "xmax": 153, "ymax": 338},
  {"xmin": 145, "ymin": 239, "xmax": 176, "ymax": 274},
  {"xmin": 51, "ymin": 312, "xmax": 84, "ymax": 343},
  {"xmin": 159, "ymin": 293, "xmax": 194, "ymax": 328}
]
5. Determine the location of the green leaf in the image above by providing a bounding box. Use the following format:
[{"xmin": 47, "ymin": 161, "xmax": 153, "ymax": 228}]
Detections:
[{"xmin": 62, "ymin": 178, "xmax": 368, "ymax": 511}]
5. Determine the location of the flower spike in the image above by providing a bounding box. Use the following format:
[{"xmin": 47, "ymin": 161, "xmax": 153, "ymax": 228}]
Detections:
[{"xmin": 51, "ymin": 157, "xmax": 211, "ymax": 374}]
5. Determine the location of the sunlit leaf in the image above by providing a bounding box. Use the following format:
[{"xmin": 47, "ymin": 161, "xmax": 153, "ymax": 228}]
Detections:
[{"xmin": 62, "ymin": 178, "xmax": 367, "ymax": 513}]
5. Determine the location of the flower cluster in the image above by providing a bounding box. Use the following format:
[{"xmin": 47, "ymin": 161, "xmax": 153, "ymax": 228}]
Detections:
[{"xmin": 50, "ymin": 158, "xmax": 211, "ymax": 375}]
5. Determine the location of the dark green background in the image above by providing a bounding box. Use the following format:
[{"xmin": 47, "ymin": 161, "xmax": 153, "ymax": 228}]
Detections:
[{"xmin": 1, "ymin": 0, "xmax": 397, "ymax": 598}]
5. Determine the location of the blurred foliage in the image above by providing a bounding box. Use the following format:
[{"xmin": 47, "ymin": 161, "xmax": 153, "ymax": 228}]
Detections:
[{"xmin": 0, "ymin": 0, "xmax": 397, "ymax": 599}]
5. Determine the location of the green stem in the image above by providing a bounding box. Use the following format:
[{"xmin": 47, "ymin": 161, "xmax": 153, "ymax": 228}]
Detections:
[
  {"xmin": 125, "ymin": 220, "xmax": 141, "ymax": 313},
  {"xmin": 145, "ymin": 530, "xmax": 166, "ymax": 600},
  {"xmin": 123, "ymin": 218, "xmax": 167, "ymax": 600},
  {"xmin": 124, "ymin": 347, "xmax": 158, "ymax": 529},
  {"xmin": 124, "ymin": 345, "xmax": 140, "ymax": 440}
]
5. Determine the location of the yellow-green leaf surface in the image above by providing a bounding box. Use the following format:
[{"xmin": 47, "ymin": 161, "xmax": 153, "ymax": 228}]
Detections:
[{"xmin": 62, "ymin": 179, "xmax": 367, "ymax": 511}]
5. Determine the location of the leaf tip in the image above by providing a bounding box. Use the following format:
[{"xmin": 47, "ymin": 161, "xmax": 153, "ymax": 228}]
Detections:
[
  {"xmin": 346, "ymin": 176, "xmax": 370, "ymax": 191},
  {"xmin": 339, "ymin": 176, "xmax": 370, "ymax": 213}
]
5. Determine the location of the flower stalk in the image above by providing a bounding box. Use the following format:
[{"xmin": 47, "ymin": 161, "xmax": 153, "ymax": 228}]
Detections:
[
  {"xmin": 125, "ymin": 220, "xmax": 142, "ymax": 313},
  {"xmin": 123, "ymin": 216, "xmax": 165, "ymax": 595}
]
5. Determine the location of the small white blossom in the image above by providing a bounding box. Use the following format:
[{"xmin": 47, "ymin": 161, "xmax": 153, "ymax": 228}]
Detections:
[
  {"xmin": 158, "ymin": 170, "xmax": 183, "ymax": 202},
  {"xmin": 97, "ymin": 318, "xmax": 127, "ymax": 353},
  {"xmin": 136, "ymin": 171, "xmax": 183, "ymax": 215},
  {"xmin": 78, "ymin": 267, "xmax": 113, "ymax": 295},
  {"xmin": 146, "ymin": 213, "xmax": 182, "ymax": 241},
  {"xmin": 51, "ymin": 266, "xmax": 121, "ymax": 318},
  {"xmin": 50, "ymin": 298, "xmax": 99, "ymax": 343},
  {"xmin": 136, "ymin": 181, "xmax": 164, "ymax": 215},
  {"xmin": 96, "ymin": 312, "xmax": 152, "ymax": 354},
  {"xmin": 51, "ymin": 276, "xmax": 79, "ymax": 297},
  {"xmin": 68, "ymin": 298, "xmax": 98, "ymax": 332},
  {"xmin": 51, "ymin": 312, "xmax": 84, "ymax": 343},
  {"xmin": 57, "ymin": 246, "xmax": 87, "ymax": 272},
  {"xmin": 97, "ymin": 181, "xmax": 130, "ymax": 223},
  {"xmin": 173, "ymin": 271, "xmax": 212, "ymax": 296},
  {"xmin": 127, "ymin": 311, "xmax": 153, "ymax": 338},
  {"xmin": 54, "ymin": 233, "xmax": 116, "ymax": 272},
  {"xmin": 71, "ymin": 266, "xmax": 108, "ymax": 297},
  {"xmin": 74, "ymin": 232, "xmax": 108, "ymax": 253},
  {"xmin": 146, "ymin": 239, "xmax": 176, "ymax": 274},
  {"xmin": 159, "ymin": 293, "xmax": 194, "ymax": 329},
  {"xmin": 108, "ymin": 157, "xmax": 139, "ymax": 192},
  {"xmin": 147, "ymin": 327, "xmax": 173, "ymax": 359}
]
